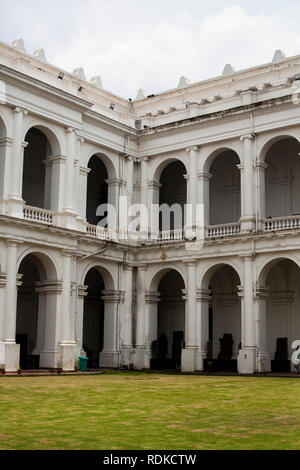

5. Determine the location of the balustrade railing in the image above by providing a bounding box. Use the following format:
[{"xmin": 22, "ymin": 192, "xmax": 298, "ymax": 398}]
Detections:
[
  {"xmin": 207, "ymin": 222, "xmax": 241, "ymax": 238},
  {"xmin": 158, "ymin": 229, "xmax": 184, "ymax": 242},
  {"xmin": 86, "ymin": 223, "xmax": 113, "ymax": 240},
  {"xmin": 264, "ymin": 215, "xmax": 300, "ymax": 232},
  {"xmin": 23, "ymin": 206, "xmax": 54, "ymax": 225}
]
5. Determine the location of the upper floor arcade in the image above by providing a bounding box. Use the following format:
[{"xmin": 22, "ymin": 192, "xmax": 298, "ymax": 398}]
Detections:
[
  {"xmin": 1, "ymin": 39, "xmax": 300, "ymax": 249},
  {"xmin": 1, "ymin": 103, "xmax": 300, "ymax": 248}
]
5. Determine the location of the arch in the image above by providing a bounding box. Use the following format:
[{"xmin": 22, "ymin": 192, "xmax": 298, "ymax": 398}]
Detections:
[
  {"xmin": 23, "ymin": 122, "xmax": 62, "ymax": 156},
  {"xmin": 149, "ymin": 265, "xmax": 186, "ymax": 292},
  {"xmin": 0, "ymin": 112, "xmax": 7, "ymax": 138},
  {"xmin": 153, "ymin": 157, "xmax": 188, "ymax": 183},
  {"xmin": 85, "ymin": 150, "xmax": 117, "ymax": 180},
  {"xmin": 209, "ymin": 149, "xmax": 241, "ymax": 225},
  {"xmin": 203, "ymin": 146, "xmax": 241, "ymax": 173},
  {"xmin": 259, "ymin": 133, "xmax": 300, "ymax": 164},
  {"xmin": 81, "ymin": 262, "xmax": 115, "ymax": 290},
  {"xmin": 159, "ymin": 160, "xmax": 187, "ymax": 231},
  {"xmin": 258, "ymin": 255, "xmax": 300, "ymax": 286},
  {"xmin": 200, "ymin": 261, "xmax": 242, "ymax": 290},
  {"xmin": 17, "ymin": 248, "xmax": 59, "ymax": 281}
]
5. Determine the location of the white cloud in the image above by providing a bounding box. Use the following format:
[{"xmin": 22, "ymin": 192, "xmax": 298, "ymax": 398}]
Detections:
[{"xmin": 1, "ymin": 2, "xmax": 300, "ymax": 97}]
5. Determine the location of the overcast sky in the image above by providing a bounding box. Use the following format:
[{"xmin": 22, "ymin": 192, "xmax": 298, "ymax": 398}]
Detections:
[{"xmin": 1, "ymin": 0, "xmax": 300, "ymax": 98}]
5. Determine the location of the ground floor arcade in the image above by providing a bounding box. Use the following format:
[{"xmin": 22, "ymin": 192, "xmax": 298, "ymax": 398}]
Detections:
[{"xmin": 0, "ymin": 241, "xmax": 299, "ymax": 374}]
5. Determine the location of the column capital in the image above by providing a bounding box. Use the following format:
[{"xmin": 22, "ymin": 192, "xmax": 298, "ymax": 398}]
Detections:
[
  {"xmin": 148, "ymin": 180, "xmax": 162, "ymax": 190},
  {"xmin": 124, "ymin": 264, "xmax": 134, "ymax": 272},
  {"xmin": 184, "ymin": 259, "xmax": 197, "ymax": 266},
  {"xmin": 196, "ymin": 288, "xmax": 211, "ymax": 302},
  {"xmin": 255, "ymin": 283, "xmax": 269, "ymax": 299},
  {"xmin": 240, "ymin": 133, "xmax": 256, "ymax": 142},
  {"xmin": 79, "ymin": 165, "xmax": 91, "ymax": 176},
  {"xmin": 136, "ymin": 264, "xmax": 147, "ymax": 271},
  {"xmin": 186, "ymin": 145, "xmax": 200, "ymax": 153},
  {"xmin": 0, "ymin": 273, "xmax": 7, "ymax": 288},
  {"xmin": 65, "ymin": 127, "xmax": 76, "ymax": 134},
  {"xmin": 13, "ymin": 106, "xmax": 28, "ymax": 115},
  {"xmin": 21, "ymin": 141, "xmax": 29, "ymax": 149},
  {"xmin": 101, "ymin": 290, "xmax": 125, "ymax": 303},
  {"xmin": 6, "ymin": 238, "xmax": 23, "ymax": 247},
  {"xmin": 255, "ymin": 160, "xmax": 268, "ymax": 170},
  {"xmin": 239, "ymin": 252, "xmax": 256, "ymax": 260},
  {"xmin": 140, "ymin": 156, "xmax": 150, "ymax": 163},
  {"xmin": 105, "ymin": 177, "xmax": 123, "ymax": 187},
  {"xmin": 145, "ymin": 291, "xmax": 161, "ymax": 304},
  {"xmin": 121, "ymin": 153, "xmax": 134, "ymax": 161},
  {"xmin": 78, "ymin": 284, "xmax": 88, "ymax": 298},
  {"xmin": 62, "ymin": 249, "xmax": 77, "ymax": 258},
  {"xmin": 0, "ymin": 136, "xmax": 13, "ymax": 147},
  {"xmin": 16, "ymin": 273, "xmax": 23, "ymax": 288},
  {"xmin": 35, "ymin": 280, "xmax": 63, "ymax": 295},
  {"xmin": 198, "ymin": 172, "xmax": 212, "ymax": 181}
]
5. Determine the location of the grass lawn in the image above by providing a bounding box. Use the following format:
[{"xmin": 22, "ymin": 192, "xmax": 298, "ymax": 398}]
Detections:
[{"xmin": 0, "ymin": 371, "xmax": 300, "ymax": 450}]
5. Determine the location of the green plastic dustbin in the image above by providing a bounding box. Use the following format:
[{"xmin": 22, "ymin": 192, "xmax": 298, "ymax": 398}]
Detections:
[{"xmin": 79, "ymin": 356, "xmax": 89, "ymax": 372}]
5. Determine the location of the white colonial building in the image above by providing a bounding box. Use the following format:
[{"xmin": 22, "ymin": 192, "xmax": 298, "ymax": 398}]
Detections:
[{"xmin": 1, "ymin": 39, "xmax": 300, "ymax": 374}]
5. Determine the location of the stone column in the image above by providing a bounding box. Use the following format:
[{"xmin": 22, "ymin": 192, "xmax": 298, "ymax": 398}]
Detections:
[
  {"xmin": 123, "ymin": 155, "xmax": 134, "ymax": 242},
  {"xmin": 78, "ymin": 165, "xmax": 91, "ymax": 221},
  {"xmin": 134, "ymin": 264, "xmax": 147, "ymax": 369},
  {"xmin": 255, "ymin": 284, "xmax": 271, "ymax": 372},
  {"xmin": 197, "ymin": 172, "xmax": 211, "ymax": 239},
  {"xmin": 237, "ymin": 254, "xmax": 256, "ymax": 374},
  {"xmin": 181, "ymin": 260, "xmax": 197, "ymax": 372},
  {"xmin": 255, "ymin": 161, "xmax": 268, "ymax": 231},
  {"xmin": 0, "ymin": 137, "xmax": 13, "ymax": 212},
  {"xmin": 139, "ymin": 157, "xmax": 150, "ymax": 238},
  {"xmin": 195, "ymin": 288, "xmax": 211, "ymax": 371},
  {"xmin": 7, "ymin": 107, "xmax": 28, "ymax": 217},
  {"xmin": 144, "ymin": 291, "xmax": 161, "ymax": 369},
  {"xmin": 99, "ymin": 290, "xmax": 124, "ymax": 368},
  {"xmin": 48, "ymin": 155, "xmax": 66, "ymax": 214},
  {"xmin": 240, "ymin": 134, "xmax": 256, "ymax": 232},
  {"xmin": 106, "ymin": 178, "xmax": 122, "ymax": 240},
  {"xmin": 148, "ymin": 180, "xmax": 161, "ymax": 240},
  {"xmin": 33, "ymin": 280, "xmax": 63, "ymax": 368},
  {"xmin": 75, "ymin": 284, "xmax": 88, "ymax": 363},
  {"xmin": 75, "ymin": 136, "xmax": 84, "ymax": 215},
  {"xmin": 186, "ymin": 146, "xmax": 199, "ymax": 226},
  {"xmin": 121, "ymin": 265, "xmax": 134, "ymax": 366},
  {"xmin": 0, "ymin": 240, "xmax": 22, "ymax": 371},
  {"xmin": 0, "ymin": 273, "xmax": 7, "ymax": 341},
  {"xmin": 58, "ymin": 250, "xmax": 76, "ymax": 371}
]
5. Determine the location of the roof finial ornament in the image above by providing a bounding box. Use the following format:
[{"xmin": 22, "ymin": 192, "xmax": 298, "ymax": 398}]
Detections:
[
  {"xmin": 90, "ymin": 76, "xmax": 103, "ymax": 88},
  {"xmin": 33, "ymin": 49, "xmax": 47, "ymax": 62},
  {"xmin": 72, "ymin": 67, "xmax": 87, "ymax": 81},
  {"xmin": 11, "ymin": 38, "xmax": 26, "ymax": 53},
  {"xmin": 135, "ymin": 89, "xmax": 147, "ymax": 100},
  {"xmin": 177, "ymin": 76, "xmax": 191, "ymax": 89},
  {"xmin": 223, "ymin": 64, "xmax": 236, "ymax": 76},
  {"xmin": 272, "ymin": 50, "xmax": 287, "ymax": 63}
]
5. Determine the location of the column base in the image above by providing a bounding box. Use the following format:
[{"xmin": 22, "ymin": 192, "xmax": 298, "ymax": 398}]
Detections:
[
  {"xmin": 240, "ymin": 216, "xmax": 255, "ymax": 233},
  {"xmin": 53, "ymin": 210, "xmax": 78, "ymax": 230},
  {"xmin": 99, "ymin": 350, "xmax": 119, "ymax": 368},
  {"xmin": 132, "ymin": 346, "xmax": 146, "ymax": 370},
  {"xmin": 32, "ymin": 348, "xmax": 58, "ymax": 369},
  {"xmin": 121, "ymin": 346, "xmax": 134, "ymax": 369},
  {"xmin": 0, "ymin": 342, "xmax": 20, "ymax": 372},
  {"xmin": 57, "ymin": 343, "xmax": 76, "ymax": 371},
  {"xmin": 237, "ymin": 348, "xmax": 256, "ymax": 374},
  {"xmin": 6, "ymin": 197, "xmax": 25, "ymax": 218},
  {"xmin": 256, "ymin": 352, "xmax": 271, "ymax": 372},
  {"xmin": 195, "ymin": 349, "xmax": 206, "ymax": 371},
  {"xmin": 181, "ymin": 348, "xmax": 196, "ymax": 372}
]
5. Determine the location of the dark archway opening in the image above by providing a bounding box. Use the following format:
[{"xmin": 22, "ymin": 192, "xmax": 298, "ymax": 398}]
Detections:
[
  {"xmin": 159, "ymin": 161, "xmax": 186, "ymax": 232},
  {"xmin": 83, "ymin": 268, "xmax": 105, "ymax": 368},
  {"xmin": 151, "ymin": 270, "xmax": 185, "ymax": 370},
  {"xmin": 86, "ymin": 155, "xmax": 108, "ymax": 226},
  {"xmin": 22, "ymin": 128, "xmax": 52, "ymax": 209}
]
